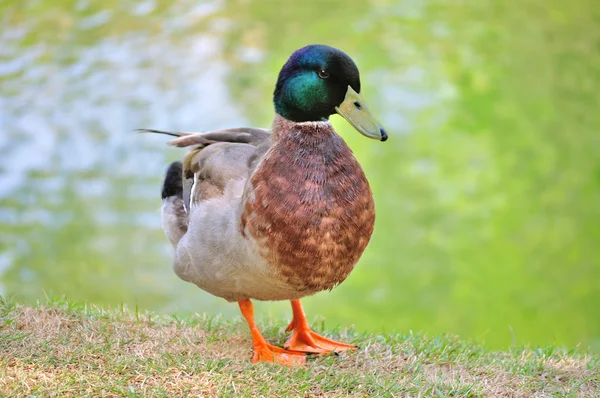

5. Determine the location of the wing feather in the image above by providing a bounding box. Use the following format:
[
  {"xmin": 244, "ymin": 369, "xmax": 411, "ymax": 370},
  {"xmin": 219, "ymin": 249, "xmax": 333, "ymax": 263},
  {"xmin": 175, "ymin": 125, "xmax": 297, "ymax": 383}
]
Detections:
[{"xmin": 141, "ymin": 127, "xmax": 271, "ymax": 210}]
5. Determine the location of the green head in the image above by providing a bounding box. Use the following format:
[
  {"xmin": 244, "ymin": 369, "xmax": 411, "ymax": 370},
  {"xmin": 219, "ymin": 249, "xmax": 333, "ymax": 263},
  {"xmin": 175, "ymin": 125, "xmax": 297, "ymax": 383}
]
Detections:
[{"xmin": 273, "ymin": 44, "xmax": 387, "ymax": 141}]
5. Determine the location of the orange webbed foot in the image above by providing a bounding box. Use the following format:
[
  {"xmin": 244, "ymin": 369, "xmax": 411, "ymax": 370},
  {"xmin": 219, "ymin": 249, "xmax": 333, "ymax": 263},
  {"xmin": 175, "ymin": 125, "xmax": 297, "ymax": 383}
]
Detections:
[
  {"xmin": 253, "ymin": 343, "xmax": 306, "ymax": 366},
  {"xmin": 284, "ymin": 325, "xmax": 356, "ymax": 354},
  {"xmin": 238, "ymin": 299, "xmax": 306, "ymax": 366},
  {"xmin": 284, "ymin": 300, "xmax": 356, "ymax": 354}
]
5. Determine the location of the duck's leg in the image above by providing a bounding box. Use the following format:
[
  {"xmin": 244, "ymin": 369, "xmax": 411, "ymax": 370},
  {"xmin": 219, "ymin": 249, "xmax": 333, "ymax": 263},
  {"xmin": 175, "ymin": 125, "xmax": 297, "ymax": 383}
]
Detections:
[
  {"xmin": 238, "ymin": 299, "xmax": 306, "ymax": 366},
  {"xmin": 284, "ymin": 300, "xmax": 356, "ymax": 354}
]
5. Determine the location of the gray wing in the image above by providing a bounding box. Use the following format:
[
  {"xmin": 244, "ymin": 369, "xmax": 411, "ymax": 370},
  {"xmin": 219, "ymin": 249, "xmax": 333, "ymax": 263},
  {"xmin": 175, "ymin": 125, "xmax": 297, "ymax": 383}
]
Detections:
[{"xmin": 141, "ymin": 127, "xmax": 271, "ymax": 213}]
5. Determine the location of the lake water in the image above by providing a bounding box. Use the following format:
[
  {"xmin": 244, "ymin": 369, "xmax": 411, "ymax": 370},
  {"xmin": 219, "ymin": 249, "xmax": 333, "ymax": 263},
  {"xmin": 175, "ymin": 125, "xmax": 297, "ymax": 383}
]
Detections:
[{"xmin": 1, "ymin": 0, "xmax": 598, "ymax": 352}]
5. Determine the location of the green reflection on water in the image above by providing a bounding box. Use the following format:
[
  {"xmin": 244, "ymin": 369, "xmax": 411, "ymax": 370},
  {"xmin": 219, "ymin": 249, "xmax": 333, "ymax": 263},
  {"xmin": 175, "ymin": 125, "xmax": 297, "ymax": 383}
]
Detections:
[{"xmin": 1, "ymin": 0, "xmax": 598, "ymax": 351}]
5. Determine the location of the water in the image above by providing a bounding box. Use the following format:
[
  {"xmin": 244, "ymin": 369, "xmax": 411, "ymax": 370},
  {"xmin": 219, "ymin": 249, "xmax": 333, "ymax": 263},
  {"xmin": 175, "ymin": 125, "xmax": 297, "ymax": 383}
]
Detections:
[{"xmin": 1, "ymin": 0, "xmax": 599, "ymax": 352}]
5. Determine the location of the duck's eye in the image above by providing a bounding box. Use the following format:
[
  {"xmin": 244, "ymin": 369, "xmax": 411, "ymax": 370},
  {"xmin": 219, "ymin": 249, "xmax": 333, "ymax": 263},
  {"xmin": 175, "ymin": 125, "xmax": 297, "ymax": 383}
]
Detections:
[{"xmin": 317, "ymin": 69, "xmax": 329, "ymax": 79}]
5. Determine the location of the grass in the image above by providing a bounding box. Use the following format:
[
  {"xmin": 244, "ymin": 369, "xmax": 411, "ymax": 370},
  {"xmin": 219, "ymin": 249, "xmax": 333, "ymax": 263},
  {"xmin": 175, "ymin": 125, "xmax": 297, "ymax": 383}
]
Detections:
[{"xmin": 0, "ymin": 297, "xmax": 598, "ymax": 397}]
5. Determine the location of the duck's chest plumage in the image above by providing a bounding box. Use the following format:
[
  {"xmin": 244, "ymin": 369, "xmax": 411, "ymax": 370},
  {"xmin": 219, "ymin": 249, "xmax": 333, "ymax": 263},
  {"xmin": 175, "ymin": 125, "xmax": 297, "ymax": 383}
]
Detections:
[{"xmin": 240, "ymin": 120, "xmax": 375, "ymax": 294}]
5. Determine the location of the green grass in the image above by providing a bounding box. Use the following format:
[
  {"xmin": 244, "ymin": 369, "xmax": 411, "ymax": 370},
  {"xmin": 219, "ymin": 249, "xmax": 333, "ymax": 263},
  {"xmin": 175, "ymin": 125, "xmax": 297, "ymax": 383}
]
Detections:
[{"xmin": 0, "ymin": 297, "xmax": 598, "ymax": 397}]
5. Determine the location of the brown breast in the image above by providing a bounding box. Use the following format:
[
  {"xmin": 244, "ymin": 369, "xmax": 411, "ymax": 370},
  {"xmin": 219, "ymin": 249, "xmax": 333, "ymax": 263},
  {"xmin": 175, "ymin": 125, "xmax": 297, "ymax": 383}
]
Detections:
[{"xmin": 240, "ymin": 118, "xmax": 375, "ymax": 293}]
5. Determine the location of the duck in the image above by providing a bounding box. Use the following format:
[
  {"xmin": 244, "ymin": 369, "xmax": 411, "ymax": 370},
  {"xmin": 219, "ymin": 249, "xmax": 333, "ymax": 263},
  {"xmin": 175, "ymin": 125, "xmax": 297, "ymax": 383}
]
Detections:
[{"xmin": 140, "ymin": 44, "xmax": 387, "ymax": 366}]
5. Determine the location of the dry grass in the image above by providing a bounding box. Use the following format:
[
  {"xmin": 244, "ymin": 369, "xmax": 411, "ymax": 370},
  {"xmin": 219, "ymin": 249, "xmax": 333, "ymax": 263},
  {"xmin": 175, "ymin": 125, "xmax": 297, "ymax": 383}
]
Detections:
[{"xmin": 0, "ymin": 298, "xmax": 598, "ymax": 397}]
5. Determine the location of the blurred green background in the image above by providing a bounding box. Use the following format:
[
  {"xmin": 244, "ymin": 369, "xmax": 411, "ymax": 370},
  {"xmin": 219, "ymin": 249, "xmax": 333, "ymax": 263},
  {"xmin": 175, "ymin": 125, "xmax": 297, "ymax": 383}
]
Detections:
[{"xmin": 1, "ymin": 0, "xmax": 598, "ymax": 352}]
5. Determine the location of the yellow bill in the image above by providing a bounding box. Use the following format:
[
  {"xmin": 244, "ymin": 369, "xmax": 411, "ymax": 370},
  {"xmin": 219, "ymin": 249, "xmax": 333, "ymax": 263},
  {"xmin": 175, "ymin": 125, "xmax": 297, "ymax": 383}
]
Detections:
[{"xmin": 335, "ymin": 86, "xmax": 388, "ymax": 141}]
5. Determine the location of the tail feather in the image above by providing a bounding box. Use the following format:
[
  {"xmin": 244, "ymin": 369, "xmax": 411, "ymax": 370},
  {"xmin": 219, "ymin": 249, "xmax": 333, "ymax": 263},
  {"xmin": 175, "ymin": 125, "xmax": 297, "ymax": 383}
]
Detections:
[
  {"xmin": 161, "ymin": 161, "xmax": 188, "ymax": 248},
  {"xmin": 161, "ymin": 161, "xmax": 184, "ymax": 199}
]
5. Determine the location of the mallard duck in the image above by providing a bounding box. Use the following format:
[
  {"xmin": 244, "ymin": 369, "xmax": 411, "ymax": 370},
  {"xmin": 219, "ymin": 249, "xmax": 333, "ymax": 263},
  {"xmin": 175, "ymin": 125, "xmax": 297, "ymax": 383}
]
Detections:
[{"xmin": 141, "ymin": 44, "xmax": 387, "ymax": 366}]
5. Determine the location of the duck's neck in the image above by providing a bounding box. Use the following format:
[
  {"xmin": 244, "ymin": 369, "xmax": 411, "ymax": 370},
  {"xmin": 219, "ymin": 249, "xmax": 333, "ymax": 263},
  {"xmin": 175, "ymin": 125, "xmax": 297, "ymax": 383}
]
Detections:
[{"xmin": 270, "ymin": 113, "xmax": 332, "ymax": 142}]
